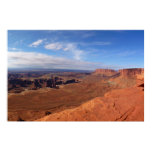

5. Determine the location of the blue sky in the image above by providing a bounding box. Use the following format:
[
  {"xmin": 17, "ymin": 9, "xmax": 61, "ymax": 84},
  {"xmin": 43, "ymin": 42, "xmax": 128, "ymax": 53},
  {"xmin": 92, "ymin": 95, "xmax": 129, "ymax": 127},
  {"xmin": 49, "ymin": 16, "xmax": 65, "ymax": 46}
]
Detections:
[{"xmin": 8, "ymin": 30, "xmax": 144, "ymax": 70}]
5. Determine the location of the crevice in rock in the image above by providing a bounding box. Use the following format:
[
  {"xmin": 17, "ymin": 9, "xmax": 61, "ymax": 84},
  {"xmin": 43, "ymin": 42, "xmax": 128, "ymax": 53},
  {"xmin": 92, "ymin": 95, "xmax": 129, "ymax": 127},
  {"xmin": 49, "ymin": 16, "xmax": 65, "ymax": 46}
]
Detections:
[{"xmin": 115, "ymin": 107, "xmax": 135, "ymax": 121}]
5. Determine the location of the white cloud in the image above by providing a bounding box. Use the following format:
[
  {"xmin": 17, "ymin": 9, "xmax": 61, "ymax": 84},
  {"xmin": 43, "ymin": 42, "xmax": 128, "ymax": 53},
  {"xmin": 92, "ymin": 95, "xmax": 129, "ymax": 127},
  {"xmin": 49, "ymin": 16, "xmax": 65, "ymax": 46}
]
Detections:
[
  {"xmin": 63, "ymin": 43, "xmax": 76, "ymax": 51},
  {"xmin": 8, "ymin": 47, "xmax": 22, "ymax": 51},
  {"xmin": 10, "ymin": 48, "xmax": 18, "ymax": 50},
  {"xmin": 76, "ymin": 41, "xmax": 111, "ymax": 46},
  {"xmin": 92, "ymin": 42, "xmax": 111, "ymax": 45},
  {"xmin": 44, "ymin": 42, "xmax": 76, "ymax": 51},
  {"xmin": 44, "ymin": 42, "xmax": 84, "ymax": 60},
  {"xmin": 82, "ymin": 33, "xmax": 95, "ymax": 38},
  {"xmin": 44, "ymin": 42, "xmax": 63, "ymax": 50},
  {"xmin": 44, "ymin": 41, "xmax": 111, "ymax": 61},
  {"xmin": 117, "ymin": 51, "xmax": 136, "ymax": 57},
  {"xmin": 73, "ymin": 50, "xmax": 83, "ymax": 60},
  {"xmin": 29, "ymin": 39, "xmax": 44, "ymax": 47},
  {"xmin": 8, "ymin": 51, "xmax": 109, "ymax": 70}
]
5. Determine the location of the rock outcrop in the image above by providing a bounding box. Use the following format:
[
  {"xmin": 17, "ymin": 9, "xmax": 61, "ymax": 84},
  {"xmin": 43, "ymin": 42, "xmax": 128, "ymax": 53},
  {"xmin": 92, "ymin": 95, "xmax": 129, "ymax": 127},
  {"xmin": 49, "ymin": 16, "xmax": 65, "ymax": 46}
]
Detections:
[
  {"xmin": 8, "ymin": 77, "xmax": 78, "ymax": 93},
  {"xmin": 93, "ymin": 68, "xmax": 144, "ymax": 78},
  {"xmin": 119, "ymin": 68, "xmax": 144, "ymax": 78},
  {"xmin": 93, "ymin": 69, "xmax": 117, "ymax": 76}
]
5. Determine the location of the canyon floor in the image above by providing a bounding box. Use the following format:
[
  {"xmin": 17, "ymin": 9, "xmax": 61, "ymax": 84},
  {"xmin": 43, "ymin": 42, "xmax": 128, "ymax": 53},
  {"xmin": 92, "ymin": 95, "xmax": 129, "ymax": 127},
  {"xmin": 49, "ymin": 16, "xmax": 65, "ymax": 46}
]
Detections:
[{"xmin": 8, "ymin": 69, "xmax": 144, "ymax": 121}]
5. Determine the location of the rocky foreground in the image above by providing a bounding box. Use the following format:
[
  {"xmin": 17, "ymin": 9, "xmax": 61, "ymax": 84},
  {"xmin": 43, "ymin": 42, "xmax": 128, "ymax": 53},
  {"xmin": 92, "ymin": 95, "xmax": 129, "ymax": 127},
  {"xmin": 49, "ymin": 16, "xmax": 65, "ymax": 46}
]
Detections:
[{"xmin": 36, "ymin": 80, "xmax": 144, "ymax": 121}]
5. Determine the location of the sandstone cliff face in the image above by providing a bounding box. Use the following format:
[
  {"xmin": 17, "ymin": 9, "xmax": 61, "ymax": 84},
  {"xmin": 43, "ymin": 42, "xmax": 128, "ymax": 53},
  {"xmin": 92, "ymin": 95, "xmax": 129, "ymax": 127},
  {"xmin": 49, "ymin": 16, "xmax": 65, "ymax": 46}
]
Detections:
[
  {"xmin": 93, "ymin": 69, "xmax": 117, "ymax": 76},
  {"xmin": 93, "ymin": 68, "xmax": 144, "ymax": 78},
  {"xmin": 119, "ymin": 68, "xmax": 144, "ymax": 78}
]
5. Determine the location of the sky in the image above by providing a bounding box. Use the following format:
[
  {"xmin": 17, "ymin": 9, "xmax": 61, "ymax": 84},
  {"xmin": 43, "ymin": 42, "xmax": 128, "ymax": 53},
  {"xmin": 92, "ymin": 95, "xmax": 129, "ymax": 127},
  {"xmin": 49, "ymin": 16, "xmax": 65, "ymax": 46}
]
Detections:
[{"xmin": 8, "ymin": 30, "xmax": 144, "ymax": 70}]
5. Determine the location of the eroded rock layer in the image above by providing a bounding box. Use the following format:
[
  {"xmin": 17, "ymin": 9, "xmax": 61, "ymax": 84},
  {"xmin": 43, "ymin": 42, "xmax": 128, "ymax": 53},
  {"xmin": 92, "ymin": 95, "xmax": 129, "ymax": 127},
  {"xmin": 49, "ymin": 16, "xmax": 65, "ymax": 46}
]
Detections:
[
  {"xmin": 119, "ymin": 68, "xmax": 144, "ymax": 78},
  {"xmin": 93, "ymin": 69, "xmax": 117, "ymax": 76},
  {"xmin": 36, "ymin": 80, "xmax": 144, "ymax": 121},
  {"xmin": 8, "ymin": 68, "xmax": 144, "ymax": 121}
]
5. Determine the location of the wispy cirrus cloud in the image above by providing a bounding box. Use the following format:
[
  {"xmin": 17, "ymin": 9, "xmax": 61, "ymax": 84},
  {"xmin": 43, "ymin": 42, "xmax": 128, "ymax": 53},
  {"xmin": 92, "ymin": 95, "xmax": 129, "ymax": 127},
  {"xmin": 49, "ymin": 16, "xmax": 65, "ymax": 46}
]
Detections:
[
  {"xmin": 44, "ymin": 42, "xmax": 84, "ymax": 60},
  {"xmin": 92, "ymin": 42, "xmax": 111, "ymax": 45},
  {"xmin": 44, "ymin": 42, "xmax": 63, "ymax": 50},
  {"xmin": 29, "ymin": 39, "xmax": 45, "ymax": 47},
  {"xmin": 13, "ymin": 40, "xmax": 24, "ymax": 46},
  {"xmin": 44, "ymin": 41, "xmax": 111, "ymax": 50},
  {"xmin": 75, "ymin": 41, "xmax": 111, "ymax": 46},
  {"xmin": 8, "ymin": 51, "xmax": 110, "ymax": 70},
  {"xmin": 82, "ymin": 32, "xmax": 95, "ymax": 38},
  {"xmin": 8, "ymin": 51, "xmax": 132, "ymax": 70},
  {"xmin": 73, "ymin": 50, "xmax": 84, "ymax": 60},
  {"xmin": 8, "ymin": 47, "xmax": 22, "ymax": 51},
  {"xmin": 44, "ymin": 41, "xmax": 111, "ymax": 60},
  {"xmin": 117, "ymin": 51, "xmax": 136, "ymax": 57},
  {"xmin": 45, "ymin": 42, "xmax": 76, "ymax": 51},
  {"xmin": 63, "ymin": 43, "xmax": 76, "ymax": 51}
]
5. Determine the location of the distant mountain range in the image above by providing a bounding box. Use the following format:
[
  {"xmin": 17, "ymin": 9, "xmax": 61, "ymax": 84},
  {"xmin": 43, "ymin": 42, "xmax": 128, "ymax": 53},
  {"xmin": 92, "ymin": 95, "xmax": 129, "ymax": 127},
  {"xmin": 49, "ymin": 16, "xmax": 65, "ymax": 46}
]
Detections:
[{"xmin": 8, "ymin": 68, "xmax": 93, "ymax": 73}]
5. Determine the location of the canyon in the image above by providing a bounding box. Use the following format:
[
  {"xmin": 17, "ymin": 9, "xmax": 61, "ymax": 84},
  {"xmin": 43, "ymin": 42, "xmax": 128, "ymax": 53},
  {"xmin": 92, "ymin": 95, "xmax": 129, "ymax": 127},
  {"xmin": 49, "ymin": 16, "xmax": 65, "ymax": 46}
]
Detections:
[{"xmin": 8, "ymin": 68, "xmax": 144, "ymax": 121}]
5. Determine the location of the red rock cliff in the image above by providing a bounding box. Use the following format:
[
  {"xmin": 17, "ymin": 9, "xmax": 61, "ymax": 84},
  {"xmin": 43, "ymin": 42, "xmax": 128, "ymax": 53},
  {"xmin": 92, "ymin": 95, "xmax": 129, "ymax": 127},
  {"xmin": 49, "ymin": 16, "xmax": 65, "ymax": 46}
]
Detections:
[
  {"xmin": 119, "ymin": 68, "xmax": 144, "ymax": 78},
  {"xmin": 93, "ymin": 69, "xmax": 117, "ymax": 76}
]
